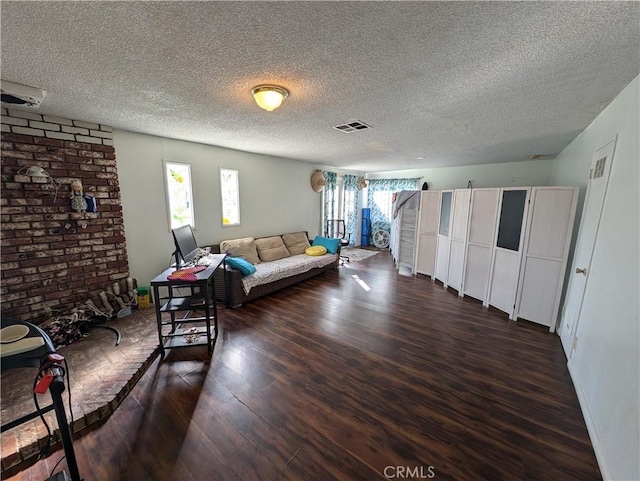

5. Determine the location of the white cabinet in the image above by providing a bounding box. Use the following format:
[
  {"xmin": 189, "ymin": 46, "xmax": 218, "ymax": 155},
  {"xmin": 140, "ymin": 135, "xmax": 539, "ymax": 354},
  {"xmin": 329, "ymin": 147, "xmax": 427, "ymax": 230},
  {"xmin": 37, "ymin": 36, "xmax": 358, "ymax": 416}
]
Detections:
[
  {"xmin": 515, "ymin": 186, "xmax": 579, "ymax": 331},
  {"xmin": 415, "ymin": 185, "xmax": 578, "ymax": 331},
  {"xmin": 415, "ymin": 191, "xmax": 440, "ymax": 277}
]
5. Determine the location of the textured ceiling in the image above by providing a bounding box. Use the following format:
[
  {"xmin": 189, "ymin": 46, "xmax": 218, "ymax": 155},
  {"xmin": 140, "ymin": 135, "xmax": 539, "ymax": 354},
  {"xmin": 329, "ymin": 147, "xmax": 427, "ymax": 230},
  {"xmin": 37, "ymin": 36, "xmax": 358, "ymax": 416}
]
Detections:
[{"xmin": 1, "ymin": 1, "xmax": 638, "ymax": 173}]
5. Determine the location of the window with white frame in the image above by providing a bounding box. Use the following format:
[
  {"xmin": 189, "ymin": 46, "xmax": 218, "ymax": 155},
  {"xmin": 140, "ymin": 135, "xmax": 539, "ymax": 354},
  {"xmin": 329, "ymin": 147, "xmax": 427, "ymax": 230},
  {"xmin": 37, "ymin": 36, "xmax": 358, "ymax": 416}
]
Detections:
[
  {"xmin": 164, "ymin": 161, "xmax": 195, "ymax": 229},
  {"xmin": 220, "ymin": 168, "xmax": 240, "ymax": 226}
]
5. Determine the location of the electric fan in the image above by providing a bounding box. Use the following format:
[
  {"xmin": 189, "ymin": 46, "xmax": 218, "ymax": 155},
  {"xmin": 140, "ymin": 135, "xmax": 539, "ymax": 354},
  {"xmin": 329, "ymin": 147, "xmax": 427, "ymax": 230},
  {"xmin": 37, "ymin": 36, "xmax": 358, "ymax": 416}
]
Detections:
[{"xmin": 372, "ymin": 229, "xmax": 390, "ymax": 248}]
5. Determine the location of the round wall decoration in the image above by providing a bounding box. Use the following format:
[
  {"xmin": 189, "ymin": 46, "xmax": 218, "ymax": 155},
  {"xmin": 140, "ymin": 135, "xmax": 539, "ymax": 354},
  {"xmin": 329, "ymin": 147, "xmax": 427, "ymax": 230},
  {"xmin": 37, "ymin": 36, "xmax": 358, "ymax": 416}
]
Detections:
[{"xmin": 310, "ymin": 170, "xmax": 327, "ymax": 193}]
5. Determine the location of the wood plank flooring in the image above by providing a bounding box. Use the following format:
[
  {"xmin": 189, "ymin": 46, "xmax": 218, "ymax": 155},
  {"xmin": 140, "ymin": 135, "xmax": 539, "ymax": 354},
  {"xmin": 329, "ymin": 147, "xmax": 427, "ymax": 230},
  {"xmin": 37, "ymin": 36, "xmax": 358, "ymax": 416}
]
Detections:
[{"xmin": 3, "ymin": 251, "xmax": 601, "ymax": 481}]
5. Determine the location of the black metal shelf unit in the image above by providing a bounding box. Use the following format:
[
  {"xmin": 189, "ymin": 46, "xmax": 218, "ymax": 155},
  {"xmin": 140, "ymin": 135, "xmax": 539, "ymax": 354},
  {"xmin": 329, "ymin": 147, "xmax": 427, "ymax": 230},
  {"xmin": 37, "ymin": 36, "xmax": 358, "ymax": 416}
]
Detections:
[{"xmin": 150, "ymin": 254, "xmax": 226, "ymax": 357}]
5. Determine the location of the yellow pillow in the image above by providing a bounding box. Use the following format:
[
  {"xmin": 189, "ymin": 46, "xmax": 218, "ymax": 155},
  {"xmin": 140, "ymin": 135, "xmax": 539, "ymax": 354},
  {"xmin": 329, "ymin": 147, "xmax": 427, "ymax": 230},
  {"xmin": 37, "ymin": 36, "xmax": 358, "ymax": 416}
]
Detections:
[{"xmin": 305, "ymin": 245, "xmax": 327, "ymax": 256}]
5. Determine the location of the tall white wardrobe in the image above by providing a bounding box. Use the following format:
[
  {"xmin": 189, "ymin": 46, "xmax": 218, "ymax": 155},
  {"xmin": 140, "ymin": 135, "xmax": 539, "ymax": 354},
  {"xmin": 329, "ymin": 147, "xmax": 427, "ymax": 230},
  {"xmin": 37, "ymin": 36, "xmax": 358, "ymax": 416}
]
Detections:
[
  {"xmin": 414, "ymin": 186, "xmax": 579, "ymax": 331},
  {"xmin": 391, "ymin": 191, "xmax": 421, "ymax": 276},
  {"xmin": 446, "ymin": 189, "xmax": 471, "ymax": 293},
  {"xmin": 434, "ymin": 191, "xmax": 453, "ymax": 285},
  {"xmin": 415, "ymin": 191, "xmax": 440, "ymax": 277},
  {"xmin": 463, "ymin": 188, "xmax": 500, "ymax": 303},
  {"xmin": 515, "ymin": 187, "xmax": 579, "ymax": 331}
]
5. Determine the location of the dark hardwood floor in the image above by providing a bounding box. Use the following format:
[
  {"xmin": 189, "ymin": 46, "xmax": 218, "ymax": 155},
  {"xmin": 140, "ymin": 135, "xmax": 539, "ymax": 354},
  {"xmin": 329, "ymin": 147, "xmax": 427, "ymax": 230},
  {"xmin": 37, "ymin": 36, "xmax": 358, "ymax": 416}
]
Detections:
[{"xmin": 4, "ymin": 251, "xmax": 600, "ymax": 481}]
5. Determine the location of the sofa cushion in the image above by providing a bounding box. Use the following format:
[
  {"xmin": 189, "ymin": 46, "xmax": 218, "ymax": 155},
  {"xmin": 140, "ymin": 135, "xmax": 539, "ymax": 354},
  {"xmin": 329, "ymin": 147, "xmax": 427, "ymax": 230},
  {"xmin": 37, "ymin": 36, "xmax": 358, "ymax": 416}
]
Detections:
[
  {"xmin": 312, "ymin": 236, "xmax": 340, "ymax": 254},
  {"xmin": 256, "ymin": 236, "xmax": 290, "ymax": 262},
  {"xmin": 226, "ymin": 257, "xmax": 257, "ymax": 275},
  {"xmin": 282, "ymin": 231, "xmax": 311, "ymax": 255},
  {"xmin": 220, "ymin": 237, "xmax": 261, "ymax": 264}
]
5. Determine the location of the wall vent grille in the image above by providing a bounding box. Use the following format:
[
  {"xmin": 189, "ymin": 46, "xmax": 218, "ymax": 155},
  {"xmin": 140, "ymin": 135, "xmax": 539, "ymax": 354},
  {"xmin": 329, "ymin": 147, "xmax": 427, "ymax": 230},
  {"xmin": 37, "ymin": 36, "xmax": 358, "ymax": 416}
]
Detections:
[
  {"xmin": 333, "ymin": 120, "xmax": 371, "ymax": 133},
  {"xmin": 592, "ymin": 156, "xmax": 606, "ymax": 179}
]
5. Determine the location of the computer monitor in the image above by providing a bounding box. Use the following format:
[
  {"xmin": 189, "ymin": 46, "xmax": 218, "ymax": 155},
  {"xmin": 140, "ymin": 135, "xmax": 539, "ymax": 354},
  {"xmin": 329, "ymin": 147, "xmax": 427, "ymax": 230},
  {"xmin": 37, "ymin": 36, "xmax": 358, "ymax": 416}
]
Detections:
[{"xmin": 171, "ymin": 224, "xmax": 199, "ymax": 267}]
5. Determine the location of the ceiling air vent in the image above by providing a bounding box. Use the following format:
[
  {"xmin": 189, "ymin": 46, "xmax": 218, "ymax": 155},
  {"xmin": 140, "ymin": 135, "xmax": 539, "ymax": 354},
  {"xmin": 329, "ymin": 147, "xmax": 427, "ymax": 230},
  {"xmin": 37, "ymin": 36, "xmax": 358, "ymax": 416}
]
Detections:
[
  {"xmin": 1, "ymin": 80, "xmax": 47, "ymax": 109},
  {"xmin": 333, "ymin": 120, "xmax": 371, "ymax": 133}
]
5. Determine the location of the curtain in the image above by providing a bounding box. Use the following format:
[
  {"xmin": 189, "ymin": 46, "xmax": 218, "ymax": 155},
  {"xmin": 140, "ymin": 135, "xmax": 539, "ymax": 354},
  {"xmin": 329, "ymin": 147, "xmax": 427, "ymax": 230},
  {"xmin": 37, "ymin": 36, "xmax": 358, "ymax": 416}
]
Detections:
[
  {"xmin": 322, "ymin": 171, "xmax": 337, "ymax": 235},
  {"xmin": 366, "ymin": 178, "xmax": 419, "ymax": 235},
  {"xmin": 342, "ymin": 175, "xmax": 359, "ymax": 245}
]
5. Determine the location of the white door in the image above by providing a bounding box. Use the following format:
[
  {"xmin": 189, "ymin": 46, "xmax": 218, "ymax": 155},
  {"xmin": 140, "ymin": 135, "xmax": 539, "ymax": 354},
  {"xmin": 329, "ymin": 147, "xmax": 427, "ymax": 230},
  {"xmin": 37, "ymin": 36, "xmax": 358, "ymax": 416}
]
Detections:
[
  {"xmin": 515, "ymin": 187, "xmax": 579, "ymax": 332},
  {"xmin": 447, "ymin": 189, "xmax": 471, "ymax": 294},
  {"xmin": 463, "ymin": 188, "xmax": 501, "ymax": 303},
  {"xmin": 487, "ymin": 187, "xmax": 530, "ymax": 319},
  {"xmin": 434, "ymin": 191, "xmax": 453, "ymax": 285},
  {"xmin": 560, "ymin": 136, "xmax": 617, "ymax": 358},
  {"xmin": 415, "ymin": 191, "xmax": 440, "ymax": 277}
]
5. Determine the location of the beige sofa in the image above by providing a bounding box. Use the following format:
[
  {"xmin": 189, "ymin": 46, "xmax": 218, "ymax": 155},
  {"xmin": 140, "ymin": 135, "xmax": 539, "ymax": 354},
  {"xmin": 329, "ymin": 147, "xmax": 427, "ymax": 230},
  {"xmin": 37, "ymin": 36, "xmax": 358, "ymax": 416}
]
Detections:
[{"xmin": 210, "ymin": 232, "xmax": 340, "ymax": 307}]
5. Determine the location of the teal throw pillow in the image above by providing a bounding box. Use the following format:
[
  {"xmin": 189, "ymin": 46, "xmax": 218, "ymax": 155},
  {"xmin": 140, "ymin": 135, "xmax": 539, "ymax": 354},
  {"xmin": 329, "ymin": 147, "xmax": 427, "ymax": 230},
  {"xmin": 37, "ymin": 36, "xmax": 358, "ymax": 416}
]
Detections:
[
  {"xmin": 226, "ymin": 257, "xmax": 257, "ymax": 276},
  {"xmin": 312, "ymin": 236, "xmax": 340, "ymax": 254}
]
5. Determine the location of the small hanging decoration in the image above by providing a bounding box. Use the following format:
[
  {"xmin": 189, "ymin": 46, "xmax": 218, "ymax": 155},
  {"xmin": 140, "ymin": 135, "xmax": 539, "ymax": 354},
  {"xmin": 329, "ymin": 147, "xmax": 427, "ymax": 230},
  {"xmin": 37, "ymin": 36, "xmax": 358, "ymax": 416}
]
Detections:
[
  {"xmin": 357, "ymin": 176, "xmax": 368, "ymax": 190},
  {"xmin": 310, "ymin": 170, "xmax": 327, "ymax": 193},
  {"xmin": 69, "ymin": 180, "xmax": 87, "ymax": 212},
  {"xmin": 69, "ymin": 179, "xmax": 97, "ymax": 213}
]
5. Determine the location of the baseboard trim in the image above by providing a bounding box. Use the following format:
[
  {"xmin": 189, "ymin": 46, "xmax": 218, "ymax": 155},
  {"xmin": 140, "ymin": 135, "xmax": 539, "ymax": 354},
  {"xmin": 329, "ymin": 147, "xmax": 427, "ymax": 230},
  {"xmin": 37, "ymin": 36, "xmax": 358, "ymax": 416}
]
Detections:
[{"xmin": 568, "ymin": 359, "xmax": 609, "ymax": 480}]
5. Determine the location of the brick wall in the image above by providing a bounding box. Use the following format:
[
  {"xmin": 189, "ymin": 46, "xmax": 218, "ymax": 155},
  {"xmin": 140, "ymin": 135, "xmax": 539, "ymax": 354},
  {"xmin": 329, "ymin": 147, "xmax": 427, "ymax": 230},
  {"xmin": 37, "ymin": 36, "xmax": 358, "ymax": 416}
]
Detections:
[{"xmin": 1, "ymin": 108, "xmax": 129, "ymax": 321}]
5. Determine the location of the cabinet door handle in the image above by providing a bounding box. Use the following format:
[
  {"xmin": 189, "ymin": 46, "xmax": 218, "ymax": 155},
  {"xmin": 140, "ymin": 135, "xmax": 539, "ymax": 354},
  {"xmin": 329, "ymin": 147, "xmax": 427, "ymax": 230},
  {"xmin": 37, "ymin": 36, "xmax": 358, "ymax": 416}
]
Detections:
[{"xmin": 575, "ymin": 267, "xmax": 587, "ymax": 275}]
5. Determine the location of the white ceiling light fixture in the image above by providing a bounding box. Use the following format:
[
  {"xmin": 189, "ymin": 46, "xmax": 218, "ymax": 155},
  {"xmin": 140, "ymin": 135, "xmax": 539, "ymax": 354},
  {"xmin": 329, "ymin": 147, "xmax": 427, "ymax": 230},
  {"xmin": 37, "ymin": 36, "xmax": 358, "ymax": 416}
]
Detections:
[{"xmin": 251, "ymin": 85, "xmax": 289, "ymax": 112}]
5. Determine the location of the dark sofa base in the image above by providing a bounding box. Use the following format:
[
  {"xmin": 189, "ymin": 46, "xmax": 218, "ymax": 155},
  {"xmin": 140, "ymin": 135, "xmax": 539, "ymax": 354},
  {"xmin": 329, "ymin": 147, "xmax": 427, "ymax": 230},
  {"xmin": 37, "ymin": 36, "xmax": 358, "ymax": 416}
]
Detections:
[{"xmin": 213, "ymin": 258, "xmax": 339, "ymax": 307}]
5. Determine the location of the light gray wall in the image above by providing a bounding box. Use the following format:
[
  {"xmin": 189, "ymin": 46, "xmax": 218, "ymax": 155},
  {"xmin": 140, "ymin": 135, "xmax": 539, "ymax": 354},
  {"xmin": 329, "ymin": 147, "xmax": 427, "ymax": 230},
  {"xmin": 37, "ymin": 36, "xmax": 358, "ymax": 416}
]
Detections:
[
  {"xmin": 551, "ymin": 76, "xmax": 639, "ymax": 481},
  {"xmin": 115, "ymin": 130, "xmax": 323, "ymax": 287},
  {"xmin": 366, "ymin": 158, "xmax": 554, "ymax": 189}
]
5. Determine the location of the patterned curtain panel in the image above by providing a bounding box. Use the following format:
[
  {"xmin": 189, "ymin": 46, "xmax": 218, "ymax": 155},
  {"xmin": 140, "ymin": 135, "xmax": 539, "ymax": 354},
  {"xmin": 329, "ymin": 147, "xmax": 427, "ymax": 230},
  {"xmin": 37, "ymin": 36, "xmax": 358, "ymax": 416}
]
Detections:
[
  {"xmin": 322, "ymin": 171, "xmax": 338, "ymax": 236},
  {"xmin": 342, "ymin": 175, "xmax": 359, "ymax": 245},
  {"xmin": 366, "ymin": 178, "xmax": 419, "ymax": 234}
]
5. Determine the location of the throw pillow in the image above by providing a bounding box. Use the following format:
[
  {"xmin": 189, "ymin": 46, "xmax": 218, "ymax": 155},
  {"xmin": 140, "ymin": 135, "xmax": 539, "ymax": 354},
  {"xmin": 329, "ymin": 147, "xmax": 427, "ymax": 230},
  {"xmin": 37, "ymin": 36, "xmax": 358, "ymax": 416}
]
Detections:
[
  {"xmin": 220, "ymin": 237, "xmax": 261, "ymax": 264},
  {"xmin": 226, "ymin": 257, "xmax": 257, "ymax": 276},
  {"xmin": 282, "ymin": 231, "xmax": 311, "ymax": 255},
  {"xmin": 305, "ymin": 245, "xmax": 327, "ymax": 256},
  {"xmin": 255, "ymin": 236, "xmax": 291, "ymax": 262},
  {"xmin": 312, "ymin": 236, "xmax": 340, "ymax": 254}
]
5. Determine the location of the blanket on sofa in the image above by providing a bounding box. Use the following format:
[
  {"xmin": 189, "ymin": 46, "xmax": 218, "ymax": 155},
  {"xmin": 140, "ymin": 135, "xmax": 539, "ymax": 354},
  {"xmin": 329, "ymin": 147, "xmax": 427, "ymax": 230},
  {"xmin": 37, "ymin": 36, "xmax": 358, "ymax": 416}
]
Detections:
[{"xmin": 241, "ymin": 253, "xmax": 338, "ymax": 294}]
